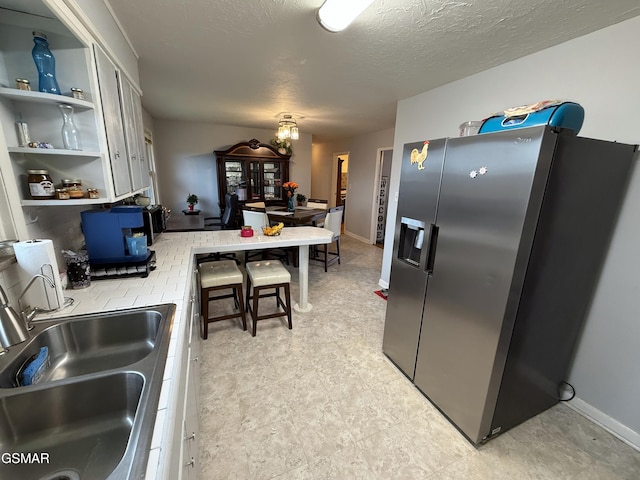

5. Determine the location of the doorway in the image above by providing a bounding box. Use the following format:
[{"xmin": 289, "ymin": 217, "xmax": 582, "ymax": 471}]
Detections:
[
  {"xmin": 371, "ymin": 148, "xmax": 393, "ymax": 248},
  {"xmin": 336, "ymin": 156, "xmax": 348, "ymax": 224}
]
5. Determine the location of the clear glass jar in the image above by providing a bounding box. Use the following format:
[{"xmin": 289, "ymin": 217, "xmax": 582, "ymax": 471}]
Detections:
[
  {"xmin": 55, "ymin": 188, "xmax": 70, "ymax": 200},
  {"xmin": 70, "ymin": 87, "xmax": 84, "ymax": 100},
  {"xmin": 15, "ymin": 78, "xmax": 31, "ymax": 91},
  {"xmin": 61, "ymin": 179, "xmax": 83, "ymax": 198},
  {"xmin": 86, "ymin": 188, "xmax": 99, "ymax": 199},
  {"xmin": 28, "ymin": 170, "xmax": 55, "ymax": 199}
]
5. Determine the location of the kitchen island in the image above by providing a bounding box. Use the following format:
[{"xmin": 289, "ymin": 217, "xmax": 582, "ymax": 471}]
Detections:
[{"xmin": 40, "ymin": 226, "xmax": 332, "ymax": 478}]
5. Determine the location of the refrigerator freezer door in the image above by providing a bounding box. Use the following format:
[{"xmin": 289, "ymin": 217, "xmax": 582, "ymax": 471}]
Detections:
[
  {"xmin": 382, "ymin": 139, "xmax": 446, "ymax": 379},
  {"xmin": 413, "ymin": 127, "xmax": 556, "ymax": 443}
]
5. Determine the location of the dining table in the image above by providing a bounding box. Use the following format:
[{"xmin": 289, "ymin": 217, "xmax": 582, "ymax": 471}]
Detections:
[
  {"xmin": 266, "ymin": 206, "xmax": 327, "ymax": 226},
  {"xmin": 165, "ymin": 213, "xmax": 205, "ymax": 231},
  {"xmin": 191, "ymin": 226, "xmax": 332, "ymax": 312}
]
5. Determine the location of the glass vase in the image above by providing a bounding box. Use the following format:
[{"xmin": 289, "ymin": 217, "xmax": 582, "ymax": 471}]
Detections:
[
  {"xmin": 288, "ymin": 196, "xmax": 295, "ymax": 212},
  {"xmin": 59, "ymin": 104, "xmax": 82, "ymax": 150}
]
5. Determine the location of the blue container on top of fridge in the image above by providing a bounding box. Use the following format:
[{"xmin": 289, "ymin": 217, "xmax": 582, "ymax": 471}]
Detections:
[{"xmin": 479, "ymin": 101, "xmax": 584, "ymax": 135}]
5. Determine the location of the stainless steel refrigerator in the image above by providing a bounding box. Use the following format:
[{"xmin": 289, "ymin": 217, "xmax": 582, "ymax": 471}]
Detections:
[{"xmin": 382, "ymin": 126, "xmax": 637, "ymax": 444}]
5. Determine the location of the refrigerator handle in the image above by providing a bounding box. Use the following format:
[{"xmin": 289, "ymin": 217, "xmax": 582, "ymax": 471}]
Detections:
[{"xmin": 425, "ymin": 224, "xmax": 439, "ymax": 276}]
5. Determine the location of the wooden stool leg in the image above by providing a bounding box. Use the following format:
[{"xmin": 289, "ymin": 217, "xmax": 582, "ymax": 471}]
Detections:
[
  {"xmin": 324, "ymin": 243, "xmax": 329, "ymax": 272},
  {"xmin": 245, "ymin": 275, "xmax": 252, "ymax": 312},
  {"xmin": 235, "ymin": 285, "xmax": 247, "ymax": 331},
  {"xmin": 284, "ymin": 283, "xmax": 292, "ymax": 329},
  {"xmin": 252, "ymin": 286, "xmax": 260, "ymax": 337},
  {"xmin": 336, "ymin": 237, "xmax": 341, "ymax": 265}
]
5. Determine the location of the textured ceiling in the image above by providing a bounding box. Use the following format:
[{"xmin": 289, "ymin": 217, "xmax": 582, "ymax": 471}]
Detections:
[{"xmin": 105, "ymin": 0, "xmax": 640, "ymax": 142}]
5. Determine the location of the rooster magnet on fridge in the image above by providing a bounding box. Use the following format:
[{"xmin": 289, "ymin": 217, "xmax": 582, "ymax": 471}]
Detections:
[{"xmin": 410, "ymin": 141, "xmax": 429, "ymax": 170}]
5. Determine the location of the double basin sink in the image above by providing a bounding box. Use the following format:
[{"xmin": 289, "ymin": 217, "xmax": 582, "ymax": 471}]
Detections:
[{"xmin": 0, "ymin": 303, "xmax": 175, "ymax": 480}]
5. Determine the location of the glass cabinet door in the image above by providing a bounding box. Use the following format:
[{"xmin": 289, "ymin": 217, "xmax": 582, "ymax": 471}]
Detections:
[
  {"xmin": 249, "ymin": 161, "xmax": 261, "ymax": 200},
  {"xmin": 224, "ymin": 161, "xmax": 246, "ymax": 197},
  {"xmin": 263, "ymin": 161, "xmax": 283, "ymax": 201},
  {"xmin": 216, "ymin": 140, "xmax": 290, "ymax": 208}
]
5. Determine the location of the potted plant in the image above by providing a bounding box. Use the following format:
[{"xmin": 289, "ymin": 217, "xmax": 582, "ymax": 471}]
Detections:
[
  {"xmin": 296, "ymin": 193, "xmax": 307, "ymax": 206},
  {"xmin": 186, "ymin": 193, "xmax": 199, "ymax": 211}
]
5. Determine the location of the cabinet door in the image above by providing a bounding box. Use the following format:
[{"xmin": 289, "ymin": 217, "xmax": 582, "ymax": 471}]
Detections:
[
  {"xmin": 182, "ymin": 291, "xmax": 200, "ymax": 479},
  {"xmin": 249, "ymin": 160, "xmax": 261, "ymax": 200},
  {"xmin": 263, "ymin": 160, "xmax": 283, "ymax": 201},
  {"xmin": 120, "ymin": 78, "xmax": 145, "ymax": 191},
  {"xmin": 224, "ymin": 160, "xmax": 246, "ymax": 195},
  {"xmin": 131, "ymin": 87, "xmax": 150, "ymax": 190},
  {"xmin": 94, "ymin": 45, "xmax": 131, "ymax": 197}
]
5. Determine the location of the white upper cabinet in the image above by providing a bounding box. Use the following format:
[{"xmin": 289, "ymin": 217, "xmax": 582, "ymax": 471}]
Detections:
[
  {"xmin": 120, "ymin": 76, "xmax": 148, "ymax": 192},
  {"xmin": 0, "ymin": 0, "xmax": 146, "ymax": 210},
  {"xmin": 93, "ymin": 43, "xmax": 130, "ymax": 196}
]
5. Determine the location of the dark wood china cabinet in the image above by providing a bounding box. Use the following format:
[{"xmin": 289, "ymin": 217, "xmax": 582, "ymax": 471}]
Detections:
[{"xmin": 215, "ymin": 139, "xmax": 290, "ymax": 209}]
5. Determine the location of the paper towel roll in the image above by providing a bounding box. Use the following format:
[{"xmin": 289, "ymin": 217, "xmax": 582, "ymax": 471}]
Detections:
[{"xmin": 13, "ymin": 239, "xmax": 65, "ymax": 311}]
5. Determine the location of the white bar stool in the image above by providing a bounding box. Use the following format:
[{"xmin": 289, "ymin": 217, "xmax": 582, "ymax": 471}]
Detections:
[
  {"xmin": 199, "ymin": 259, "xmax": 247, "ymax": 339},
  {"xmin": 245, "ymin": 260, "xmax": 292, "ymax": 337}
]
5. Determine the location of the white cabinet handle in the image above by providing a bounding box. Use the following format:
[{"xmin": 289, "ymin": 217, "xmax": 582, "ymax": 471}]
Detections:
[
  {"xmin": 186, "ymin": 432, "xmax": 196, "ymax": 441},
  {"xmin": 192, "ymin": 356, "xmax": 199, "ymax": 363},
  {"xmin": 185, "ymin": 457, "xmax": 195, "ymax": 468}
]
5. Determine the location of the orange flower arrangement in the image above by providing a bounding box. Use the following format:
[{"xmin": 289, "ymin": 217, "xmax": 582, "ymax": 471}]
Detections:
[{"xmin": 282, "ymin": 181, "xmax": 299, "ymax": 198}]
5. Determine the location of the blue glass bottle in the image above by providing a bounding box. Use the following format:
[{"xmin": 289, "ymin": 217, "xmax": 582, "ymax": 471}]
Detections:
[{"xmin": 32, "ymin": 32, "xmax": 60, "ymax": 95}]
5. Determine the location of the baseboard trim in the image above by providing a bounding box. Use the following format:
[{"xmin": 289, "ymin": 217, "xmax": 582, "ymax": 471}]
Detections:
[
  {"xmin": 567, "ymin": 397, "xmax": 640, "ymax": 452},
  {"xmin": 343, "ymin": 231, "xmax": 370, "ymax": 244}
]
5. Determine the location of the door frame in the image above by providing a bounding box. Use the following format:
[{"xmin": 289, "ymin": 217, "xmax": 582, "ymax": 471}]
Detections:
[{"xmin": 330, "ymin": 151, "xmax": 349, "ymax": 207}]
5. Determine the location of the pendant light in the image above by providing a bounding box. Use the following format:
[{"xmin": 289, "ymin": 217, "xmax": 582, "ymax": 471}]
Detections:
[{"xmin": 277, "ymin": 115, "xmax": 299, "ymax": 141}]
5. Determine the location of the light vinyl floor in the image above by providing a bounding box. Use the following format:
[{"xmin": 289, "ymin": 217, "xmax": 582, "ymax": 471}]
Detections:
[{"xmin": 197, "ymin": 236, "xmax": 640, "ymax": 480}]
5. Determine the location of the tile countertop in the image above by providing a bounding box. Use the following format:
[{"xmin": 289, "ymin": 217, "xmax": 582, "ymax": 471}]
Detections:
[{"xmin": 39, "ymin": 226, "xmax": 332, "ymax": 479}]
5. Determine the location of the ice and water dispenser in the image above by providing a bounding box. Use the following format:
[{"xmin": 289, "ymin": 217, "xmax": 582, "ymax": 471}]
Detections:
[{"xmin": 397, "ymin": 217, "xmax": 426, "ymax": 267}]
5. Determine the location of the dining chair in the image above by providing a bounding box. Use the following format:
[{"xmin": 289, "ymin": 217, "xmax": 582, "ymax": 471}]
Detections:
[
  {"xmin": 205, "ymin": 192, "xmax": 238, "ymax": 230},
  {"xmin": 306, "ymin": 198, "xmax": 328, "ymax": 210},
  {"xmin": 242, "ymin": 208, "xmax": 290, "ymax": 265},
  {"xmin": 312, "ymin": 205, "xmax": 343, "ymax": 272},
  {"xmin": 202, "ymin": 193, "xmax": 240, "ymax": 263},
  {"xmin": 304, "ymin": 198, "xmax": 328, "ymax": 228}
]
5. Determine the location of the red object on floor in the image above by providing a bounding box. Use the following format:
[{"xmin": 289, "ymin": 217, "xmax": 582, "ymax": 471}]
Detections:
[{"xmin": 374, "ymin": 290, "xmax": 387, "ymax": 300}]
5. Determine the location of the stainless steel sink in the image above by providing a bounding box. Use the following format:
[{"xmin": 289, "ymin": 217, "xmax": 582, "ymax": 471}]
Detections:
[
  {"xmin": 0, "ymin": 372, "xmax": 143, "ymax": 479},
  {"xmin": 0, "ymin": 304, "xmax": 175, "ymax": 480},
  {"xmin": 0, "ymin": 309, "xmax": 162, "ymax": 387}
]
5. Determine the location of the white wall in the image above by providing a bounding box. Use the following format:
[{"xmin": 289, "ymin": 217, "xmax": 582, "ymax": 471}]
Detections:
[
  {"xmin": 311, "ymin": 139, "xmax": 349, "ymax": 205},
  {"xmin": 383, "ymin": 15, "xmax": 640, "ymax": 446},
  {"xmin": 343, "ymin": 128, "xmax": 395, "ymax": 241},
  {"xmin": 152, "ymin": 119, "xmax": 312, "ymax": 218},
  {"xmin": 312, "ymin": 129, "xmax": 394, "ymax": 241}
]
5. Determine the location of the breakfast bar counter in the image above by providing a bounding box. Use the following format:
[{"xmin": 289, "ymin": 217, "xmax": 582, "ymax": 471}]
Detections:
[{"xmin": 191, "ymin": 226, "xmax": 332, "ymax": 311}]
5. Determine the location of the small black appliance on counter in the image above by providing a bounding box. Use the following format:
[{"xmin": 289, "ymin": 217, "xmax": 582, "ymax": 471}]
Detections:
[{"xmin": 142, "ymin": 205, "xmax": 167, "ymax": 245}]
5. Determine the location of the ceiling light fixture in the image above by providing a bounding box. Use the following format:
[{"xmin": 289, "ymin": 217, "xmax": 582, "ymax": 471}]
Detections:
[
  {"xmin": 316, "ymin": 0, "xmax": 375, "ymax": 33},
  {"xmin": 277, "ymin": 114, "xmax": 299, "ymax": 141}
]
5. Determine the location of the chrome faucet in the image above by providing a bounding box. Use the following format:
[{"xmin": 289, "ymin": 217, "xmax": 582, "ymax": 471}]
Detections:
[
  {"xmin": 0, "ymin": 285, "xmax": 29, "ymax": 349},
  {"xmin": 18, "ymin": 273, "xmax": 59, "ymax": 330}
]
